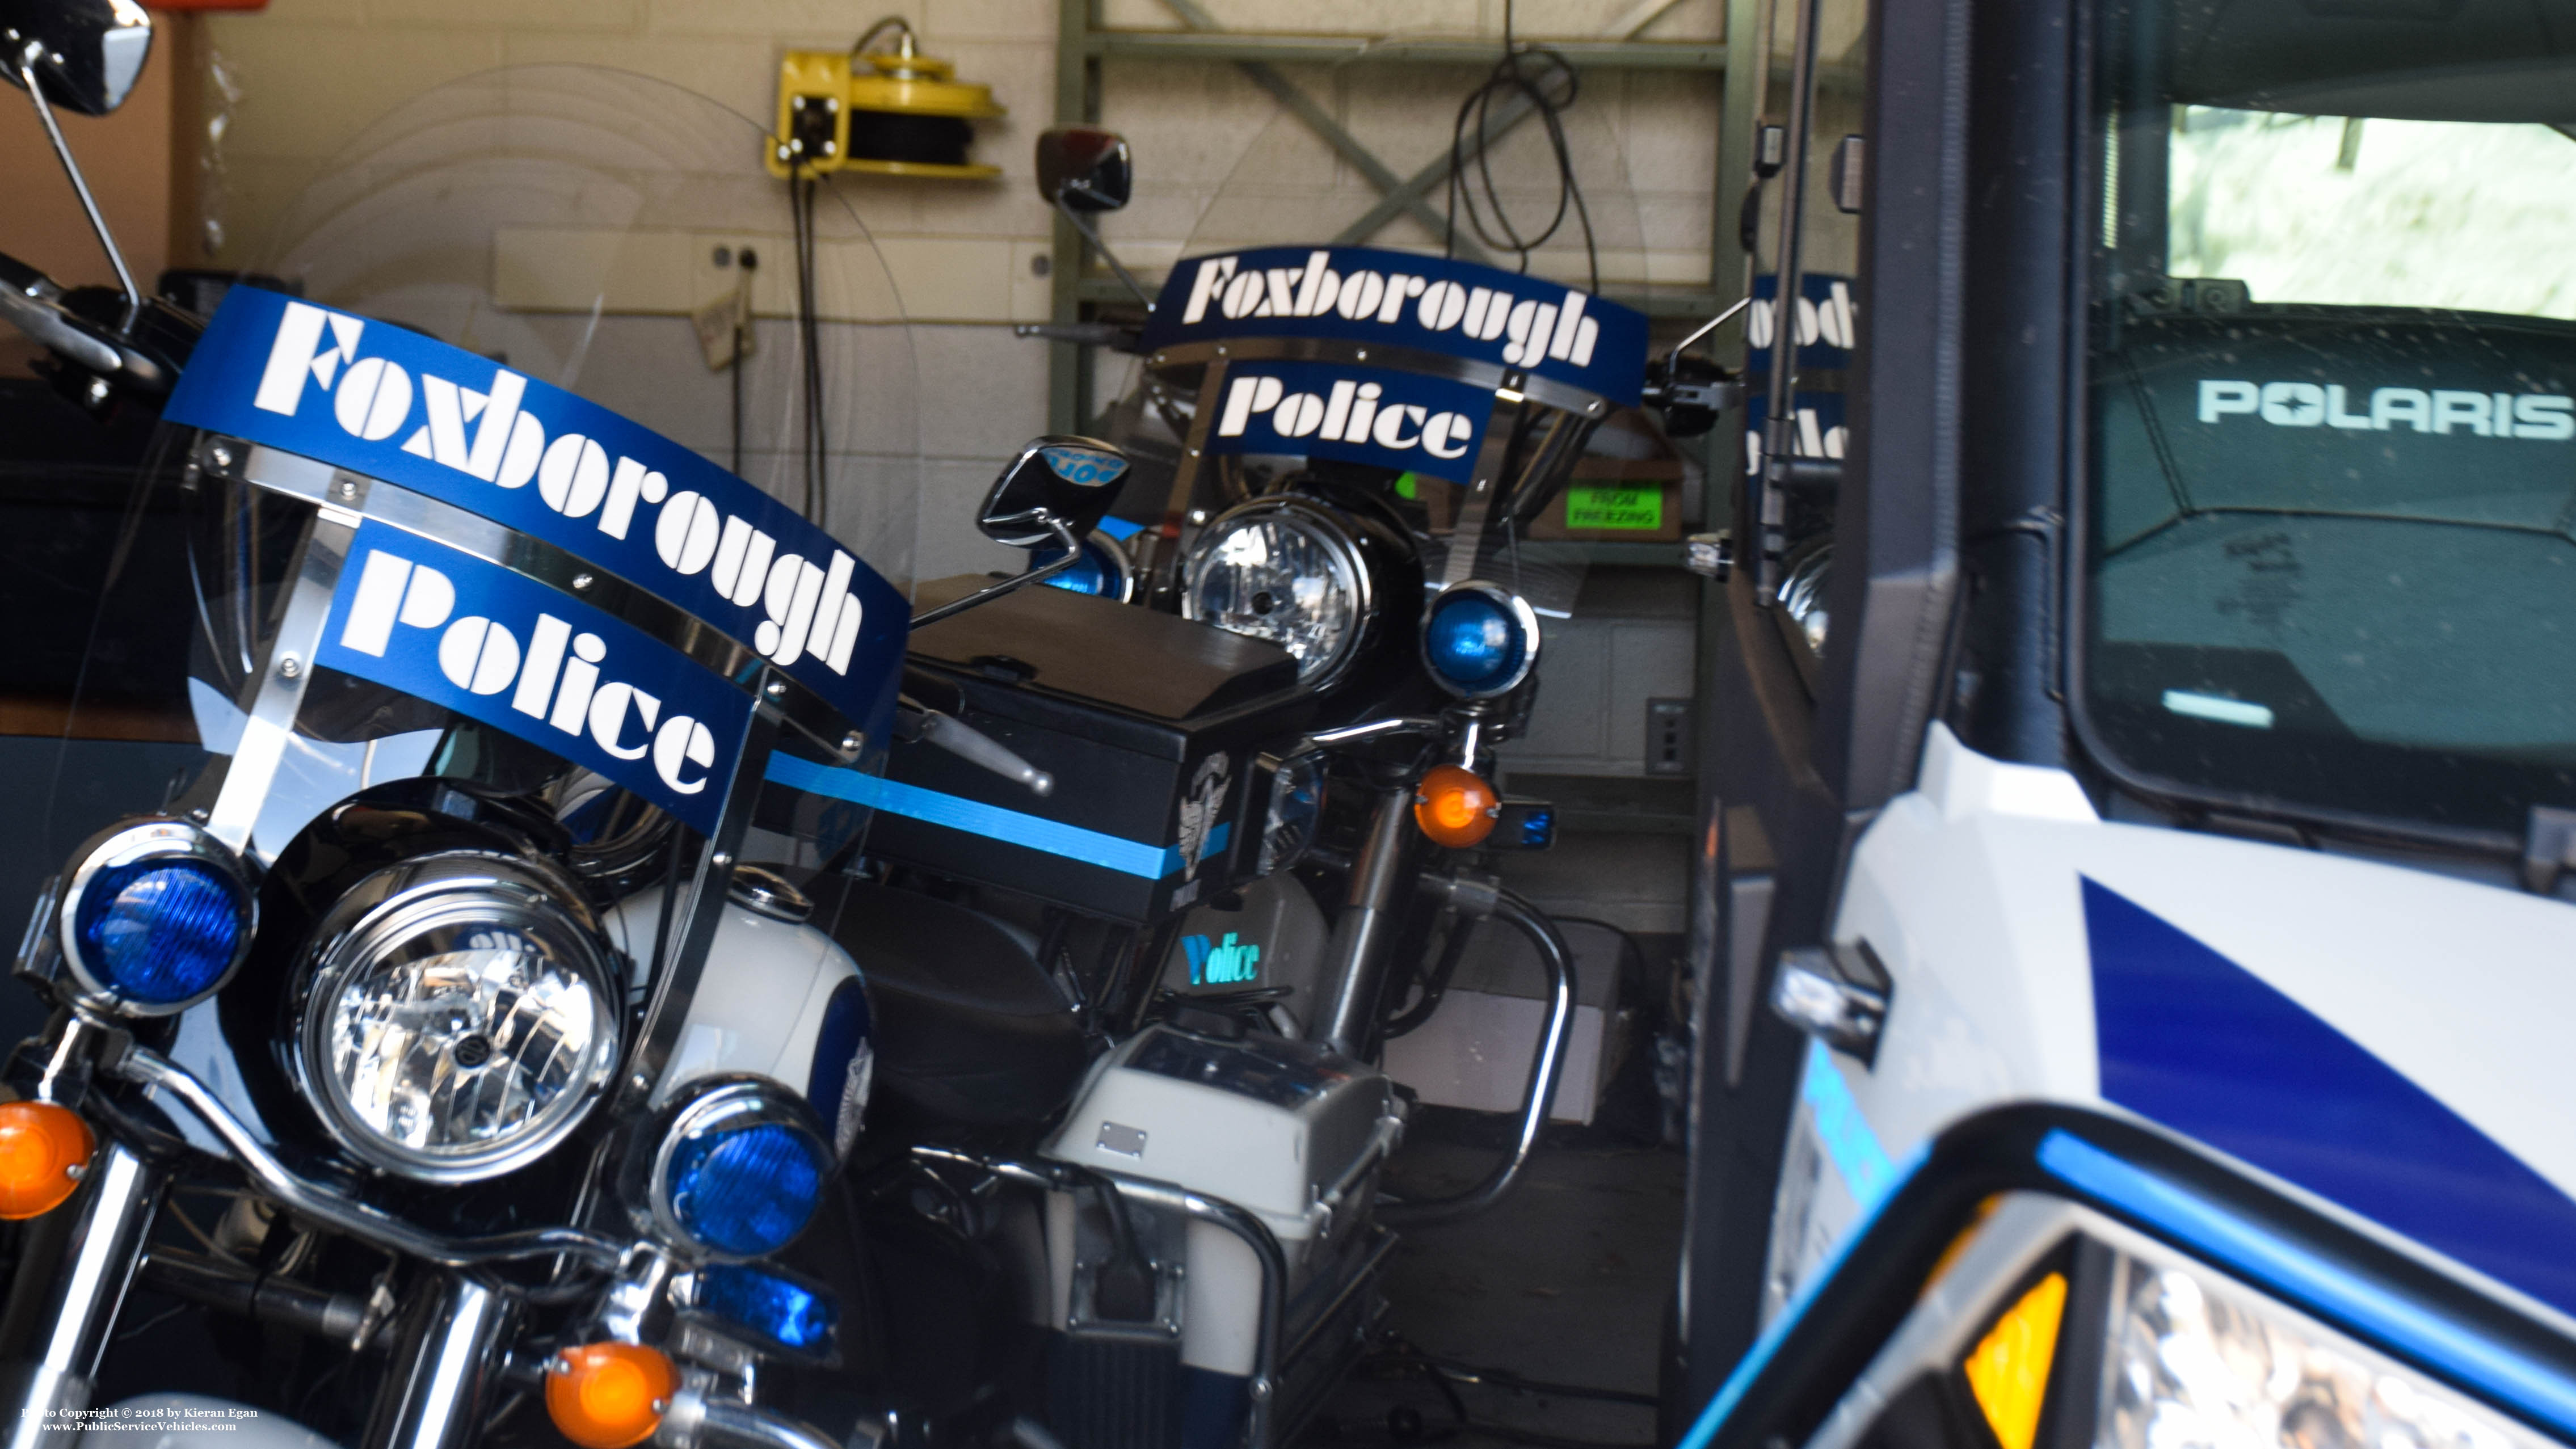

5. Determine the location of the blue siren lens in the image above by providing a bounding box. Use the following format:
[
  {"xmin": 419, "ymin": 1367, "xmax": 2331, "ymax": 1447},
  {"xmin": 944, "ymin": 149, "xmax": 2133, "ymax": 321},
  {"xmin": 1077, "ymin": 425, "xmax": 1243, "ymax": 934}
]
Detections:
[
  {"xmin": 696, "ymin": 1263, "xmax": 838, "ymax": 1353},
  {"xmin": 667, "ymin": 1122, "xmax": 827, "ymax": 1257},
  {"xmin": 73, "ymin": 859, "xmax": 245, "ymax": 1005},
  {"xmin": 1426, "ymin": 593, "xmax": 1525, "ymax": 690}
]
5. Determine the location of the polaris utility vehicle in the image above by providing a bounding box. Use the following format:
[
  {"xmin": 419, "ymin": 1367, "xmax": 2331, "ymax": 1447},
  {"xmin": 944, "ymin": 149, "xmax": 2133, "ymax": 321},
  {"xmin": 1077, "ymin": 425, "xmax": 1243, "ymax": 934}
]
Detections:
[{"xmin": 1667, "ymin": 1, "xmax": 2576, "ymax": 1448}]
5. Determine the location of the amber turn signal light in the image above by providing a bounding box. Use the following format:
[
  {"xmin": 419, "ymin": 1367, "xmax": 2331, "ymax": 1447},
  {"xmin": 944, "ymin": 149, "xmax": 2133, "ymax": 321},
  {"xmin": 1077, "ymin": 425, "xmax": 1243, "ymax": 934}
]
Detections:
[
  {"xmin": 546, "ymin": 1342, "xmax": 677, "ymax": 1449},
  {"xmin": 1414, "ymin": 764, "xmax": 1501, "ymax": 848},
  {"xmin": 0, "ymin": 1101, "xmax": 93, "ymax": 1220}
]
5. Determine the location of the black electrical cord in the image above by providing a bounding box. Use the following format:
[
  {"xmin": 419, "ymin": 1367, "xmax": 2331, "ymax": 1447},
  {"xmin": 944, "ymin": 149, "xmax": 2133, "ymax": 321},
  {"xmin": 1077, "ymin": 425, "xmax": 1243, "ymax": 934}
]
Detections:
[
  {"xmin": 729, "ymin": 248, "xmax": 756, "ymax": 477},
  {"xmin": 1551, "ymin": 914, "xmax": 1651, "ymax": 994},
  {"xmin": 1443, "ymin": 0, "xmax": 1600, "ymax": 292},
  {"xmin": 1340, "ymin": 1335, "xmax": 1656, "ymax": 1449},
  {"xmin": 790, "ymin": 176, "xmax": 831, "ymax": 528},
  {"xmin": 1382, "ymin": 910, "xmax": 1475, "ymax": 1041},
  {"xmin": 848, "ymin": 15, "xmax": 913, "ymax": 58},
  {"xmin": 1417, "ymin": 1351, "xmax": 1661, "ymax": 1409}
]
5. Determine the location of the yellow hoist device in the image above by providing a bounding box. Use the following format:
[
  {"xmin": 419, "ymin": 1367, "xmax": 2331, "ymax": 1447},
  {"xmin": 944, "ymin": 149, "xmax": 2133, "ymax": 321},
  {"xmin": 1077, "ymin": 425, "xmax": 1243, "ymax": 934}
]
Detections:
[{"xmin": 767, "ymin": 20, "xmax": 1005, "ymax": 180}]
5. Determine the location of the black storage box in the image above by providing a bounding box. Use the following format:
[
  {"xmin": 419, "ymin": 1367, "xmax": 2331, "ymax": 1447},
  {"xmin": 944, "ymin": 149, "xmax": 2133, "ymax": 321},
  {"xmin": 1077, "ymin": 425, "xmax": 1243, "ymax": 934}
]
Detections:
[{"xmin": 868, "ymin": 579, "xmax": 1314, "ymax": 923}]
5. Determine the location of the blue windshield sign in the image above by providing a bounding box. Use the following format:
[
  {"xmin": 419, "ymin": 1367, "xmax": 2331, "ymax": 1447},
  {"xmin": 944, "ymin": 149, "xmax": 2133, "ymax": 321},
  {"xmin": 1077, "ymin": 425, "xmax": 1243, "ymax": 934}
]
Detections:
[
  {"xmin": 318, "ymin": 525, "xmax": 754, "ymax": 834},
  {"xmin": 1202, "ymin": 360, "xmax": 1493, "ymax": 483},
  {"xmin": 1140, "ymin": 246, "xmax": 1647, "ymax": 407},
  {"xmin": 166, "ymin": 288, "xmax": 906, "ymax": 744}
]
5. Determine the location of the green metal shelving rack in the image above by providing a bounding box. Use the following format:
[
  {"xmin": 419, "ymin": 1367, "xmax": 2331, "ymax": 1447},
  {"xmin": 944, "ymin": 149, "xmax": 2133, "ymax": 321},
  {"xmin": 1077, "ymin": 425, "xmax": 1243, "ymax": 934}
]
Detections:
[{"xmin": 1043, "ymin": 0, "xmax": 1775, "ymax": 828}]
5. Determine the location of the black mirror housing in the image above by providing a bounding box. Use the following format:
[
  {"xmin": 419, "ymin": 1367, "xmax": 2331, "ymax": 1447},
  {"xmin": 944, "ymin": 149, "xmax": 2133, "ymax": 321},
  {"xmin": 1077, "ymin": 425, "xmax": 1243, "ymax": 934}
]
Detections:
[
  {"xmin": 978, "ymin": 436, "xmax": 1132, "ymax": 547},
  {"xmin": 1034, "ymin": 127, "xmax": 1133, "ymax": 214},
  {"xmin": 1, "ymin": 0, "xmax": 153, "ymax": 116}
]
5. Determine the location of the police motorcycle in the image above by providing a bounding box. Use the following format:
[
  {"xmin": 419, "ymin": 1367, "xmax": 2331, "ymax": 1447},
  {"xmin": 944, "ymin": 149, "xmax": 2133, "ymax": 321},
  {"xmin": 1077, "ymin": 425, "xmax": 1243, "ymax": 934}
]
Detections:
[
  {"xmin": 0, "ymin": 26, "xmax": 994, "ymax": 1448},
  {"xmin": 1664, "ymin": 1, "xmax": 2576, "ymax": 1449},
  {"xmin": 808, "ymin": 89, "xmax": 1701, "ymax": 1449}
]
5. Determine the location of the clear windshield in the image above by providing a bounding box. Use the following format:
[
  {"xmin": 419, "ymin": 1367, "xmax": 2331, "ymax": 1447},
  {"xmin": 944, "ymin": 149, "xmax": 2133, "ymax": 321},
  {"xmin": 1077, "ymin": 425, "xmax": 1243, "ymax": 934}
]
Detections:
[
  {"xmin": 1122, "ymin": 65, "xmax": 1667, "ymax": 633},
  {"xmin": 2085, "ymin": 3, "xmax": 2576, "ymax": 840},
  {"xmin": 44, "ymin": 66, "xmax": 923, "ymax": 896}
]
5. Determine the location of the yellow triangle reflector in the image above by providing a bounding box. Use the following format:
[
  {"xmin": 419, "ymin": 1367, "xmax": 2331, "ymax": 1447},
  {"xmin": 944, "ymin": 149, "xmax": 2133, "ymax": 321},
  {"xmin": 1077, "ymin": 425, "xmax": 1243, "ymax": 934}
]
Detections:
[{"xmin": 1963, "ymin": 1271, "xmax": 2068, "ymax": 1449}]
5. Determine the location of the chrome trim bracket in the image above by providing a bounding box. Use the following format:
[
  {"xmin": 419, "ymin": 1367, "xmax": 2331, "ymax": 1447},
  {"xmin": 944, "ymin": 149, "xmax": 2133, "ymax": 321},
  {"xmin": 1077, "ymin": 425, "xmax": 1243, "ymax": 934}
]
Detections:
[
  {"xmin": 0, "ymin": 1144, "xmax": 163, "ymax": 1449},
  {"xmin": 912, "ymin": 1147, "xmax": 1289, "ymax": 1449},
  {"xmin": 1440, "ymin": 383, "xmax": 1531, "ymax": 589},
  {"xmin": 1769, "ymin": 941, "xmax": 1891, "ymax": 1066},
  {"xmin": 203, "ymin": 456, "xmax": 356, "ymax": 859},
  {"xmin": 1157, "ymin": 353, "xmax": 1230, "ymax": 597},
  {"xmin": 616, "ymin": 698, "xmax": 781, "ymax": 1114},
  {"xmin": 234, "ymin": 445, "xmax": 865, "ymax": 759}
]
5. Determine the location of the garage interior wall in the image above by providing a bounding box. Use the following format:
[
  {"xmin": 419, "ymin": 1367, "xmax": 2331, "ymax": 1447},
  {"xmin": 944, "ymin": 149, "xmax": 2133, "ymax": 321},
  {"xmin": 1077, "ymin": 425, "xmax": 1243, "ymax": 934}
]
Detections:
[
  {"xmin": 163, "ymin": 0, "xmax": 1715, "ymax": 583},
  {"xmin": 7, "ymin": 0, "xmax": 1736, "ymax": 937}
]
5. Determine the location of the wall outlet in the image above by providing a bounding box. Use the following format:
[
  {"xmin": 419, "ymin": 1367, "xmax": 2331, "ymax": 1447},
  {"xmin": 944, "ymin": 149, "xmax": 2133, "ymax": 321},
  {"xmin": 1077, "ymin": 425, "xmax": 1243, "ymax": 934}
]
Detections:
[{"xmin": 1645, "ymin": 697, "xmax": 1693, "ymax": 776}]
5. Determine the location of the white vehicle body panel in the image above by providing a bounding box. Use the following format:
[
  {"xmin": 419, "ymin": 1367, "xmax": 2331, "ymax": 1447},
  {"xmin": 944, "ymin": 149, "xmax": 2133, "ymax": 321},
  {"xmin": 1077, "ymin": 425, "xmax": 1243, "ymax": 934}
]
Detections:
[{"xmin": 1769, "ymin": 724, "xmax": 2576, "ymax": 1320}]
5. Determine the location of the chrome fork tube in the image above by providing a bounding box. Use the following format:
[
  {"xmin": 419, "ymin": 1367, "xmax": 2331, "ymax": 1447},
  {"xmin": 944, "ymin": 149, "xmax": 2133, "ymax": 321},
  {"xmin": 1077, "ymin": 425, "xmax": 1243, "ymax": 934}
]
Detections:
[
  {"xmin": 1316, "ymin": 785, "xmax": 1420, "ymax": 1056},
  {"xmin": 361, "ymin": 1274, "xmax": 516, "ymax": 1449},
  {"xmin": 0, "ymin": 1144, "xmax": 165, "ymax": 1449}
]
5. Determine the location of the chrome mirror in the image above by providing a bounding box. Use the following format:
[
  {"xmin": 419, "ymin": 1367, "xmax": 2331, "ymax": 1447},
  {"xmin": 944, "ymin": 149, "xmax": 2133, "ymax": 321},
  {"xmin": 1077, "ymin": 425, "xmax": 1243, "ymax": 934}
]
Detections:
[
  {"xmin": 2, "ymin": 0, "xmax": 152, "ymax": 117},
  {"xmin": 976, "ymin": 436, "xmax": 1130, "ymax": 547},
  {"xmin": 1035, "ymin": 127, "xmax": 1132, "ymax": 213},
  {"xmin": 914, "ymin": 437, "xmax": 1134, "ymax": 629}
]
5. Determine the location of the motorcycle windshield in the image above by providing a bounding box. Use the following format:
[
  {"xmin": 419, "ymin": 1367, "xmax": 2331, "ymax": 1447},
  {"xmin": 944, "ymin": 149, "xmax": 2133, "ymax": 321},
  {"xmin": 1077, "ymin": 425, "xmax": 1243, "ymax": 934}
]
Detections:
[
  {"xmin": 39, "ymin": 65, "xmax": 921, "ymax": 954},
  {"xmin": 1116, "ymin": 68, "xmax": 1668, "ymax": 634}
]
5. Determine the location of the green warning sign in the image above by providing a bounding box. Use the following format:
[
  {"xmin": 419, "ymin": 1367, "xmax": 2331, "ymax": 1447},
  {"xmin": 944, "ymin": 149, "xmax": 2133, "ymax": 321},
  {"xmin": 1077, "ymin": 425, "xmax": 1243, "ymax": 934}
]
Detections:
[{"xmin": 1563, "ymin": 484, "xmax": 1664, "ymax": 532}]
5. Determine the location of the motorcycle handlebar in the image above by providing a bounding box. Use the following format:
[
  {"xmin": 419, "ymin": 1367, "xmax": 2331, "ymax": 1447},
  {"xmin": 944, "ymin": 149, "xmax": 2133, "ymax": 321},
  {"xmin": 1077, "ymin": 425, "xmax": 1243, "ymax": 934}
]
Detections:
[{"xmin": 107, "ymin": 1043, "xmax": 626, "ymax": 1270}]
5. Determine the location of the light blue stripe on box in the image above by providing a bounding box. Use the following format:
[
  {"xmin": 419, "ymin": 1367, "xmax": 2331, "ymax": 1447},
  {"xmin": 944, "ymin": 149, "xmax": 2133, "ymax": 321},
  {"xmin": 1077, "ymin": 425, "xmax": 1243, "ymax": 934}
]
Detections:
[{"xmin": 767, "ymin": 753, "xmax": 1226, "ymax": 880}]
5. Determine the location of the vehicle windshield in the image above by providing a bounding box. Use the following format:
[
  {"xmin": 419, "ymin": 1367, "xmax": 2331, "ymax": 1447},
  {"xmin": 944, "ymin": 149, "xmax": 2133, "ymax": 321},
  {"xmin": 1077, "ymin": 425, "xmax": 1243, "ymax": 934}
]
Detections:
[
  {"xmin": 36, "ymin": 66, "xmax": 922, "ymax": 908},
  {"xmin": 2083, "ymin": 0, "xmax": 2576, "ymax": 841}
]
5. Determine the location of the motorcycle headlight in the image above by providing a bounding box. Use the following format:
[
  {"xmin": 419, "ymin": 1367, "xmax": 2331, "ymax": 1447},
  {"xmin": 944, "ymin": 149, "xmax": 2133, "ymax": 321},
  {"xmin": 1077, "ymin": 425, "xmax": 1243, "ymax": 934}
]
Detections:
[
  {"xmin": 648, "ymin": 1080, "xmax": 832, "ymax": 1261},
  {"xmin": 1420, "ymin": 580, "xmax": 1542, "ymax": 698},
  {"xmin": 1182, "ymin": 498, "xmax": 1373, "ymax": 689},
  {"xmin": 56, "ymin": 819, "xmax": 255, "ymax": 1016},
  {"xmin": 297, "ymin": 853, "xmax": 619, "ymax": 1182}
]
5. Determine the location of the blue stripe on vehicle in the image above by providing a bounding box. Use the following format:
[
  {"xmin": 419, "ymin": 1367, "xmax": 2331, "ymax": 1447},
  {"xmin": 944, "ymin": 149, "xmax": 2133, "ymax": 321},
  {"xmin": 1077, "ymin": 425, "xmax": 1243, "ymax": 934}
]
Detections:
[
  {"xmin": 2084, "ymin": 877, "xmax": 2576, "ymax": 1320},
  {"xmin": 2039, "ymin": 1129, "xmax": 2576, "ymax": 1441},
  {"xmin": 1672, "ymin": 1046, "xmax": 1906, "ymax": 1449},
  {"xmin": 1673, "ymin": 1139, "xmax": 1928, "ymax": 1449},
  {"xmin": 767, "ymin": 754, "xmax": 1226, "ymax": 880},
  {"xmin": 1801, "ymin": 1037, "xmax": 1899, "ymax": 1213}
]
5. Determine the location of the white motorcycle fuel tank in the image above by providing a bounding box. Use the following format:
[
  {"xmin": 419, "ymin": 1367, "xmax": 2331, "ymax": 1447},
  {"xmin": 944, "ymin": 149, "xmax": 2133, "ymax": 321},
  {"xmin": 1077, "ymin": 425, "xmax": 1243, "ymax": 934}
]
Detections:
[
  {"xmin": 605, "ymin": 869, "xmax": 874, "ymax": 1156},
  {"xmin": 1765, "ymin": 724, "xmax": 2576, "ymax": 1330}
]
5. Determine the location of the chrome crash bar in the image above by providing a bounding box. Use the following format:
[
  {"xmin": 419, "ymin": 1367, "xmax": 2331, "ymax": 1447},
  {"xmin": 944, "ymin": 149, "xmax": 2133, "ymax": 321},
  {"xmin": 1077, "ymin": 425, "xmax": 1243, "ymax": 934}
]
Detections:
[
  {"xmin": 913, "ymin": 1146, "xmax": 1290, "ymax": 1449},
  {"xmin": 108, "ymin": 1043, "xmax": 626, "ymax": 1269},
  {"xmin": 1379, "ymin": 878, "xmax": 1575, "ymax": 1227}
]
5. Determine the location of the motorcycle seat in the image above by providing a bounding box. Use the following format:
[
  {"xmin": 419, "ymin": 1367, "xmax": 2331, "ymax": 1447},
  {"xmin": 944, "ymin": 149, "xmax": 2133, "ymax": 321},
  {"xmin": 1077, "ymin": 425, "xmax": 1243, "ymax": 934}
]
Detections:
[{"xmin": 806, "ymin": 878, "xmax": 1093, "ymax": 1130}]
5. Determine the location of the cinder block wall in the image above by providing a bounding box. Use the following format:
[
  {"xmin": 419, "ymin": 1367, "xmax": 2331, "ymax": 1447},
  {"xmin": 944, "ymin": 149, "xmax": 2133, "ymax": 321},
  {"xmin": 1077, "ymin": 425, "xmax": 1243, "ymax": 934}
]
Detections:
[{"xmin": 179, "ymin": 0, "xmax": 1721, "ymax": 579}]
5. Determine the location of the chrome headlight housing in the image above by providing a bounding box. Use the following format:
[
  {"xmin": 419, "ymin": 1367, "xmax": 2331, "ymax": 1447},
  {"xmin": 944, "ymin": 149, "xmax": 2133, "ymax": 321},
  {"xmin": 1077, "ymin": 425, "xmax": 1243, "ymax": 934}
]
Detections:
[
  {"xmin": 1420, "ymin": 580, "xmax": 1543, "ymax": 698},
  {"xmin": 2095, "ymin": 1249, "xmax": 2540, "ymax": 1449},
  {"xmin": 1182, "ymin": 497, "xmax": 1374, "ymax": 689},
  {"xmin": 646, "ymin": 1079, "xmax": 833, "ymax": 1261},
  {"xmin": 53, "ymin": 818, "xmax": 255, "ymax": 1017},
  {"xmin": 1778, "ymin": 540, "xmax": 1831, "ymax": 658},
  {"xmin": 296, "ymin": 852, "xmax": 620, "ymax": 1182}
]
